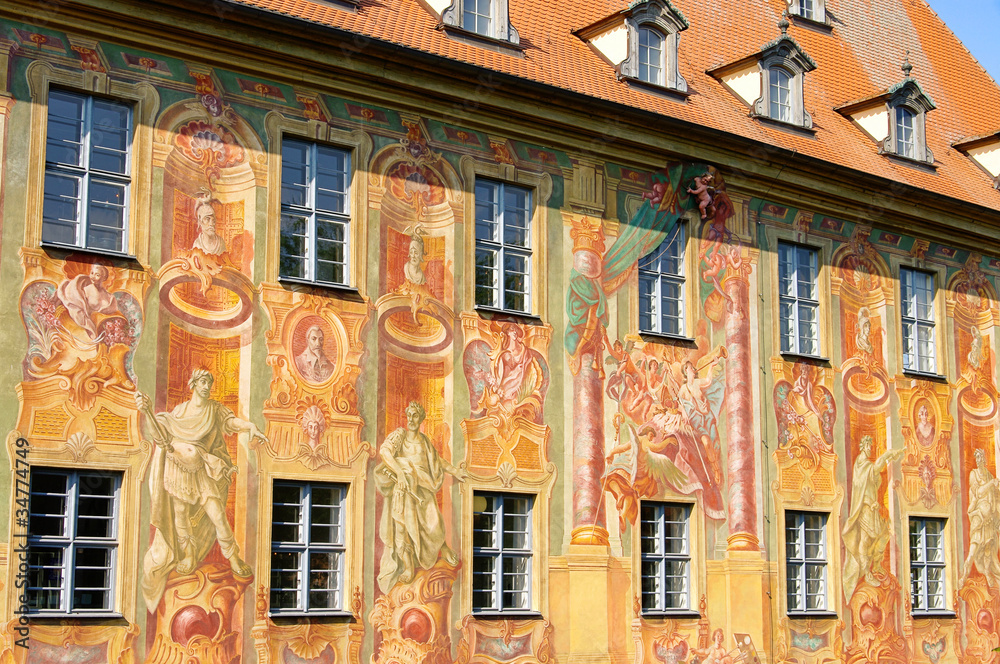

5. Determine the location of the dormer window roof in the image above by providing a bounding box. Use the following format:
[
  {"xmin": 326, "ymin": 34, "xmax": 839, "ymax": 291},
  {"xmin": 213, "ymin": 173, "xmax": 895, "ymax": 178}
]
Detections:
[
  {"xmin": 574, "ymin": 0, "xmax": 689, "ymax": 94},
  {"xmin": 837, "ymin": 56, "xmax": 936, "ymax": 165},
  {"xmin": 709, "ymin": 15, "xmax": 816, "ymax": 129},
  {"xmin": 438, "ymin": 0, "xmax": 519, "ymax": 44},
  {"xmin": 953, "ymin": 130, "xmax": 1000, "ymax": 189}
]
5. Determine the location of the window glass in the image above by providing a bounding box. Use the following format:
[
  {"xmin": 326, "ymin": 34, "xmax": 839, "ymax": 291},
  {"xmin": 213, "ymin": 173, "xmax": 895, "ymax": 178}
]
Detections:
[
  {"xmin": 43, "ymin": 91, "xmax": 132, "ymax": 252},
  {"xmin": 28, "ymin": 468, "xmax": 121, "ymax": 614},
  {"xmin": 896, "ymin": 106, "xmax": 916, "ymax": 159},
  {"xmin": 778, "ymin": 242, "xmax": 820, "ymax": 356},
  {"xmin": 474, "ymin": 179, "xmax": 532, "ymax": 313},
  {"xmin": 280, "ymin": 139, "xmax": 351, "ymax": 285},
  {"xmin": 270, "ymin": 482, "xmax": 347, "ymax": 613},
  {"xmin": 900, "ymin": 268, "xmax": 936, "ymax": 374},
  {"xmin": 639, "ymin": 223, "xmax": 685, "ymax": 335},
  {"xmin": 638, "ymin": 27, "xmax": 665, "ymax": 85},
  {"xmin": 640, "ymin": 503, "xmax": 690, "ymax": 613},
  {"xmin": 909, "ymin": 518, "xmax": 946, "ymax": 613},
  {"xmin": 463, "ymin": 0, "xmax": 493, "ymax": 35},
  {"xmin": 786, "ymin": 511, "xmax": 828, "ymax": 613},
  {"xmin": 472, "ymin": 492, "xmax": 533, "ymax": 612},
  {"xmin": 769, "ymin": 68, "xmax": 792, "ymax": 123}
]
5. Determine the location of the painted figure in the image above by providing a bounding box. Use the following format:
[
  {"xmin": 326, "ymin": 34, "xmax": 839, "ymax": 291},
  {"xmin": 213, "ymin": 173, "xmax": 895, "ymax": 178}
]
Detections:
[
  {"xmin": 56, "ymin": 263, "xmax": 119, "ymax": 339},
  {"xmin": 693, "ymin": 629, "xmax": 734, "ymax": 664},
  {"xmin": 686, "ymin": 172, "xmax": 716, "ymax": 220},
  {"xmin": 136, "ymin": 369, "xmax": 267, "ymax": 607},
  {"xmin": 297, "ymin": 404, "xmax": 332, "ymax": 469},
  {"xmin": 855, "ymin": 306, "xmax": 874, "ymax": 356},
  {"xmin": 404, "ymin": 232, "xmax": 426, "ymax": 285},
  {"xmin": 915, "ymin": 404, "xmax": 936, "ymax": 447},
  {"xmin": 960, "ymin": 449, "xmax": 1000, "ymax": 588},
  {"xmin": 191, "ymin": 196, "xmax": 227, "ymax": 255},
  {"xmin": 295, "ymin": 324, "xmax": 335, "ymax": 383},
  {"xmin": 842, "ymin": 436, "xmax": 904, "ymax": 597},
  {"xmin": 968, "ymin": 325, "xmax": 985, "ymax": 371},
  {"xmin": 374, "ymin": 402, "xmax": 467, "ymax": 592}
]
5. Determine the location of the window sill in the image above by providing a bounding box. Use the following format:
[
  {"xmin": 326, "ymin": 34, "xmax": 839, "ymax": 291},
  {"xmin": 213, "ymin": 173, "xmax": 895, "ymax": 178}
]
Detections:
[
  {"xmin": 640, "ymin": 330, "xmax": 697, "ymax": 344},
  {"xmin": 640, "ymin": 610, "xmax": 702, "ymax": 619},
  {"xmin": 880, "ymin": 150, "xmax": 937, "ymax": 169},
  {"xmin": 787, "ymin": 611, "xmax": 838, "ymax": 619},
  {"xmin": 750, "ymin": 113, "xmax": 818, "ymax": 135},
  {"xmin": 470, "ymin": 611, "xmax": 544, "ymax": 619},
  {"xmin": 473, "ymin": 305, "xmax": 543, "ymax": 324},
  {"xmin": 902, "ymin": 369, "xmax": 948, "ymax": 383},
  {"xmin": 912, "ymin": 610, "xmax": 957, "ymax": 619},
  {"xmin": 278, "ymin": 276, "xmax": 363, "ymax": 300},
  {"xmin": 29, "ymin": 612, "xmax": 125, "ymax": 621},
  {"xmin": 779, "ymin": 351, "xmax": 830, "ymax": 364},
  {"xmin": 620, "ymin": 77, "xmax": 691, "ymax": 102},
  {"xmin": 789, "ymin": 13, "xmax": 832, "ymax": 31},
  {"xmin": 270, "ymin": 610, "xmax": 355, "ymax": 620},
  {"xmin": 439, "ymin": 24, "xmax": 525, "ymax": 55},
  {"xmin": 40, "ymin": 241, "xmax": 139, "ymax": 264}
]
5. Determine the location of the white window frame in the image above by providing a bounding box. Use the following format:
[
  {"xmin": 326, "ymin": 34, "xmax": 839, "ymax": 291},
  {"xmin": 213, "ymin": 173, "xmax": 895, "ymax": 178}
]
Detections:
[
  {"xmin": 639, "ymin": 222, "xmax": 685, "ymax": 336},
  {"xmin": 472, "ymin": 492, "xmax": 534, "ymax": 614},
  {"xmin": 474, "ymin": 178, "xmax": 533, "ymax": 314},
  {"xmin": 27, "ymin": 467, "xmax": 121, "ymax": 615},
  {"xmin": 42, "ymin": 90, "xmax": 133, "ymax": 254},
  {"xmin": 637, "ymin": 26, "xmax": 666, "ymax": 86},
  {"xmin": 640, "ymin": 502, "xmax": 691, "ymax": 614},
  {"xmin": 900, "ymin": 267, "xmax": 937, "ymax": 375},
  {"xmin": 769, "ymin": 67, "xmax": 793, "ymax": 123},
  {"xmin": 909, "ymin": 517, "xmax": 947, "ymax": 614},
  {"xmin": 269, "ymin": 481, "xmax": 347, "ymax": 615},
  {"xmin": 896, "ymin": 106, "xmax": 916, "ymax": 159},
  {"xmin": 785, "ymin": 511, "xmax": 828, "ymax": 614},
  {"xmin": 778, "ymin": 242, "xmax": 821, "ymax": 357},
  {"xmin": 279, "ymin": 138, "xmax": 352, "ymax": 287}
]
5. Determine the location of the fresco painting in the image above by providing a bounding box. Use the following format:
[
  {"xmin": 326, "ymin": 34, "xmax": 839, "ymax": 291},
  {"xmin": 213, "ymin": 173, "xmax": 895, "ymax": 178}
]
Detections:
[{"xmin": 3, "ymin": 17, "xmax": 1000, "ymax": 664}]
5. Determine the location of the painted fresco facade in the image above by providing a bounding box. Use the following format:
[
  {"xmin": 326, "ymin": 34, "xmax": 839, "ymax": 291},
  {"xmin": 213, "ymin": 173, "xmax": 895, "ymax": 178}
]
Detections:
[{"xmin": 0, "ymin": 2, "xmax": 1000, "ymax": 664}]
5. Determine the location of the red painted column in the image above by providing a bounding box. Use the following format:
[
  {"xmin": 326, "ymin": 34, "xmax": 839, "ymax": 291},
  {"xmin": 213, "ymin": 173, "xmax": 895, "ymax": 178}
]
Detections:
[
  {"xmin": 723, "ymin": 257, "xmax": 759, "ymax": 551},
  {"xmin": 568, "ymin": 217, "xmax": 609, "ymax": 546}
]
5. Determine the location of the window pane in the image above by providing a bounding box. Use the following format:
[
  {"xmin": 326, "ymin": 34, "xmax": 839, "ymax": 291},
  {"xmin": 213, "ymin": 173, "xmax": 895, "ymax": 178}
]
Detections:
[
  {"xmin": 90, "ymin": 100, "xmax": 130, "ymax": 174},
  {"xmin": 47, "ymin": 92, "xmax": 86, "ymax": 167},
  {"xmin": 42, "ymin": 172, "xmax": 82, "ymax": 245},
  {"xmin": 279, "ymin": 214, "xmax": 308, "ymax": 279}
]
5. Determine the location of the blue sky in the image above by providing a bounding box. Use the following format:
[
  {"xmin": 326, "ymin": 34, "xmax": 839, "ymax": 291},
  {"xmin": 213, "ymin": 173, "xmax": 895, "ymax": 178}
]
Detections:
[{"xmin": 926, "ymin": 0, "xmax": 1000, "ymax": 81}]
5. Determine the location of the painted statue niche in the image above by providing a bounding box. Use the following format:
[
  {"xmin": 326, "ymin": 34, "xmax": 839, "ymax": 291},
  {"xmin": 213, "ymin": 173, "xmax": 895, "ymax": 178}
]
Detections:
[
  {"xmin": 137, "ymin": 368, "xmax": 266, "ymax": 664},
  {"xmin": 958, "ymin": 444, "xmax": 1000, "ymax": 663},
  {"xmin": 372, "ymin": 117, "xmax": 462, "ymax": 368},
  {"xmin": 370, "ymin": 401, "xmax": 467, "ymax": 664},
  {"xmin": 461, "ymin": 317, "xmax": 553, "ymax": 477},
  {"xmin": 20, "ymin": 252, "xmax": 146, "ymax": 412},
  {"xmin": 155, "ymin": 94, "xmax": 262, "ymax": 343},
  {"xmin": 603, "ymin": 333, "xmax": 728, "ymax": 530}
]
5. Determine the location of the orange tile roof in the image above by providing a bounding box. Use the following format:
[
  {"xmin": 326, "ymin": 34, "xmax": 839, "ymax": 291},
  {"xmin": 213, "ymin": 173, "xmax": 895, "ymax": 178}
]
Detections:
[{"xmin": 225, "ymin": 0, "xmax": 1000, "ymax": 213}]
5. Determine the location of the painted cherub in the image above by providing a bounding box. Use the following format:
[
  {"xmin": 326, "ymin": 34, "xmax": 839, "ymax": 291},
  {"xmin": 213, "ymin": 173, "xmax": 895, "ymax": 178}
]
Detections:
[{"xmin": 687, "ymin": 172, "xmax": 716, "ymax": 220}]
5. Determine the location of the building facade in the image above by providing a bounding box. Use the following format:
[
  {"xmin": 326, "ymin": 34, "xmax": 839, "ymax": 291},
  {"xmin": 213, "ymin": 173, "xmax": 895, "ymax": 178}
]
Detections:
[{"xmin": 1, "ymin": 0, "xmax": 1000, "ymax": 662}]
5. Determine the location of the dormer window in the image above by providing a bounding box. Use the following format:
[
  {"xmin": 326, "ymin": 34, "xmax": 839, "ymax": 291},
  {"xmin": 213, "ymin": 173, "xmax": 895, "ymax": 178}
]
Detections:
[
  {"xmin": 638, "ymin": 27, "xmax": 665, "ymax": 85},
  {"xmin": 769, "ymin": 67, "xmax": 792, "ymax": 123},
  {"xmin": 710, "ymin": 16, "xmax": 816, "ymax": 129},
  {"xmin": 839, "ymin": 57, "xmax": 935, "ymax": 164},
  {"xmin": 575, "ymin": 0, "xmax": 689, "ymax": 94},
  {"xmin": 441, "ymin": 0, "xmax": 519, "ymax": 44}
]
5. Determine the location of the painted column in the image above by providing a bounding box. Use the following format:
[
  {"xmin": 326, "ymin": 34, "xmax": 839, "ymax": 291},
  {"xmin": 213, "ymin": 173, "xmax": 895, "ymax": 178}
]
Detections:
[
  {"xmin": 722, "ymin": 252, "xmax": 759, "ymax": 551},
  {"xmin": 568, "ymin": 215, "xmax": 609, "ymax": 546}
]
